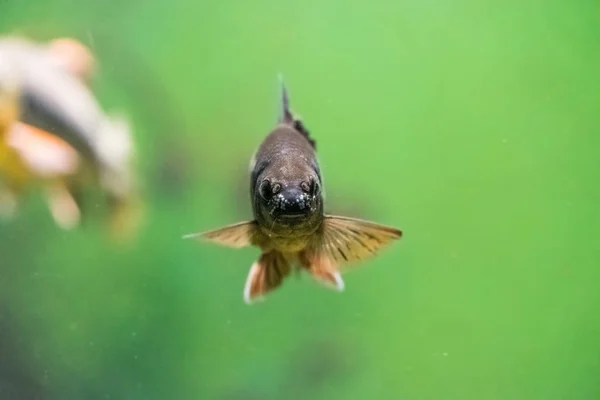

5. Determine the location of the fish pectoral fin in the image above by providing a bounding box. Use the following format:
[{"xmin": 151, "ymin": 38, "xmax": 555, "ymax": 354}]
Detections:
[
  {"xmin": 183, "ymin": 220, "xmax": 259, "ymax": 249},
  {"xmin": 299, "ymin": 251, "xmax": 344, "ymax": 292},
  {"xmin": 46, "ymin": 181, "xmax": 81, "ymax": 230},
  {"xmin": 243, "ymin": 252, "xmax": 291, "ymax": 304},
  {"xmin": 315, "ymin": 215, "xmax": 403, "ymax": 269}
]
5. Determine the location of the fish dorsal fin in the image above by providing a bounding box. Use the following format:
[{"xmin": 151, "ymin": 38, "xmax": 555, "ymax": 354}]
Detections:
[
  {"xmin": 278, "ymin": 73, "xmax": 294, "ymax": 125},
  {"xmin": 277, "ymin": 74, "xmax": 316, "ymax": 149}
]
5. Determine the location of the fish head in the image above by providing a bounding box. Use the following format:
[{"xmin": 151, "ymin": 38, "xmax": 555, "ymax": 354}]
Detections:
[{"xmin": 253, "ymin": 167, "xmax": 323, "ymax": 234}]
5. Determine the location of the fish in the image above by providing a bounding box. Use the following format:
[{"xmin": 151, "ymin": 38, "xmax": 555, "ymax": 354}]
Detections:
[
  {"xmin": 0, "ymin": 36, "xmax": 141, "ymax": 237},
  {"xmin": 184, "ymin": 76, "xmax": 402, "ymax": 304},
  {"xmin": 0, "ymin": 37, "xmax": 131, "ymax": 176}
]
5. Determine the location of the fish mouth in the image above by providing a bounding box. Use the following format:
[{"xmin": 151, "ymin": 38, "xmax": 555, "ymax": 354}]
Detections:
[
  {"xmin": 276, "ymin": 213, "xmax": 306, "ymax": 220},
  {"xmin": 271, "ymin": 194, "xmax": 313, "ymax": 221},
  {"xmin": 271, "ymin": 207, "xmax": 311, "ymax": 224}
]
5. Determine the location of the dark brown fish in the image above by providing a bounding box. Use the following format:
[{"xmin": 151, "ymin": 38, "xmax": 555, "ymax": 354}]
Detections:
[{"xmin": 185, "ymin": 76, "xmax": 402, "ymax": 304}]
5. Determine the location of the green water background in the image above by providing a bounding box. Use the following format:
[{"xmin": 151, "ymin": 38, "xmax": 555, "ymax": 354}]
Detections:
[{"xmin": 0, "ymin": 0, "xmax": 599, "ymax": 399}]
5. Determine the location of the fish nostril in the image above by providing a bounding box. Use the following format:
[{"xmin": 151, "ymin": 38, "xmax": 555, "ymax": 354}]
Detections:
[
  {"xmin": 300, "ymin": 181, "xmax": 310, "ymax": 193},
  {"xmin": 282, "ymin": 201, "xmax": 305, "ymax": 215},
  {"xmin": 271, "ymin": 183, "xmax": 281, "ymax": 195}
]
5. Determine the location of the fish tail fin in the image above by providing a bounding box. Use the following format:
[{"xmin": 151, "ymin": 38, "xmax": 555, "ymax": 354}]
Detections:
[
  {"xmin": 276, "ymin": 74, "xmax": 316, "ymax": 149},
  {"xmin": 243, "ymin": 251, "xmax": 291, "ymax": 304}
]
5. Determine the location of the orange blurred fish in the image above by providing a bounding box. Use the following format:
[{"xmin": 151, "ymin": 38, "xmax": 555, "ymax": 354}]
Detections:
[
  {"xmin": 185, "ymin": 77, "xmax": 402, "ymax": 304},
  {"xmin": 0, "ymin": 36, "xmax": 141, "ymax": 237}
]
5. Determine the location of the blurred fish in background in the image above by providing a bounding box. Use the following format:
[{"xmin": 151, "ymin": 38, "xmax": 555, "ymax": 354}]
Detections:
[{"xmin": 0, "ymin": 35, "xmax": 143, "ymax": 240}]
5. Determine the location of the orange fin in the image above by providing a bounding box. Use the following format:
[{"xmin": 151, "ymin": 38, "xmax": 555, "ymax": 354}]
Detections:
[
  {"xmin": 46, "ymin": 181, "xmax": 81, "ymax": 230},
  {"xmin": 243, "ymin": 252, "xmax": 291, "ymax": 304},
  {"xmin": 299, "ymin": 251, "xmax": 345, "ymax": 291},
  {"xmin": 311, "ymin": 215, "xmax": 402, "ymax": 270},
  {"xmin": 183, "ymin": 220, "xmax": 259, "ymax": 249},
  {"xmin": 7, "ymin": 122, "xmax": 80, "ymax": 176}
]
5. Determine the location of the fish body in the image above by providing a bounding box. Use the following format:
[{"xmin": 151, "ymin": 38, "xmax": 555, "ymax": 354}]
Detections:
[{"xmin": 185, "ymin": 77, "xmax": 402, "ymax": 304}]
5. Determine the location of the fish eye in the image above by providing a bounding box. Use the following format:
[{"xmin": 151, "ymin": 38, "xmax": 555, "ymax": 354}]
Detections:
[
  {"xmin": 313, "ymin": 180, "xmax": 320, "ymax": 195},
  {"xmin": 259, "ymin": 180, "xmax": 272, "ymax": 199},
  {"xmin": 312, "ymin": 180, "xmax": 320, "ymax": 196}
]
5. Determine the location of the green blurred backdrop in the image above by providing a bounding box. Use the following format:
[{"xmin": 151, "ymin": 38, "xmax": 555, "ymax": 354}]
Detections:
[{"xmin": 0, "ymin": 0, "xmax": 599, "ymax": 399}]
